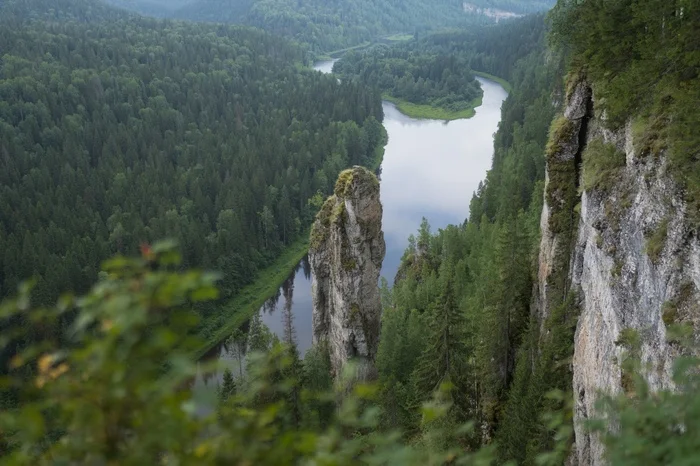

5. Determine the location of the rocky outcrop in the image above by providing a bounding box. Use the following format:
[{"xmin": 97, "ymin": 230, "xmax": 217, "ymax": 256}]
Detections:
[
  {"xmin": 537, "ymin": 79, "xmax": 700, "ymax": 465},
  {"xmin": 309, "ymin": 166, "xmax": 385, "ymax": 380},
  {"xmin": 535, "ymin": 81, "xmax": 591, "ymax": 330}
]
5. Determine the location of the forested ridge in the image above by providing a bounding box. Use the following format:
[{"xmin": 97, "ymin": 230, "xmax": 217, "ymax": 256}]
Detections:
[
  {"xmin": 0, "ymin": 0, "xmax": 131, "ymax": 22},
  {"xmin": 0, "ymin": 0, "xmax": 385, "ymax": 343},
  {"xmin": 176, "ymin": 0, "xmax": 476, "ymax": 54},
  {"xmin": 105, "ymin": 0, "xmax": 556, "ymax": 54}
]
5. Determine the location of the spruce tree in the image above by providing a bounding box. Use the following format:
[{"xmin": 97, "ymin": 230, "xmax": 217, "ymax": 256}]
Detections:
[{"xmin": 412, "ymin": 272, "xmax": 473, "ymax": 421}]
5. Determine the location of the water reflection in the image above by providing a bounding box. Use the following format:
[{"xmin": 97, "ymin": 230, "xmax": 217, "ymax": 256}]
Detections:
[
  {"xmin": 195, "ymin": 257, "xmax": 313, "ymax": 391},
  {"xmin": 313, "ymin": 59, "xmax": 337, "ymax": 74}
]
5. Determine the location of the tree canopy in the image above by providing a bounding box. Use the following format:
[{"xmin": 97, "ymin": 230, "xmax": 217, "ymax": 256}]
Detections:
[{"xmin": 0, "ymin": 0, "xmax": 385, "ymax": 347}]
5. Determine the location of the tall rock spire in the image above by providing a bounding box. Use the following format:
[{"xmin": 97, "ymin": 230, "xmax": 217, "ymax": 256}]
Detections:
[{"xmin": 309, "ymin": 166, "xmax": 385, "ymax": 381}]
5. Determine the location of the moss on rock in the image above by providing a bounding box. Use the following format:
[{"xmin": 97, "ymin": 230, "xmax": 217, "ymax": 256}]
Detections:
[
  {"xmin": 545, "ymin": 115, "xmax": 581, "ymax": 236},
  {"xmin": 334, "ymin": 169, "xmax": 355, "ymax": 197},
  {"xmin": 581, "ymin": 138, "xmax": 626, "ymax": 192},
  {"xmin": 546, "ymin": 115, "xmax": 577, "ymax": 160},
  {"xmin": 644, "ymin": 218, "xmax": 669, "ymax": 263},
  {"xmin": 310, "ymin": 196, "xmax": 336, "ymax": 250}
]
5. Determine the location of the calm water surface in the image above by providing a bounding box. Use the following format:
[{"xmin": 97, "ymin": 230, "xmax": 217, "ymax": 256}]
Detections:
[{"xmin": 195, "ymin": 59, "xmax": 508, "ymax": 391}]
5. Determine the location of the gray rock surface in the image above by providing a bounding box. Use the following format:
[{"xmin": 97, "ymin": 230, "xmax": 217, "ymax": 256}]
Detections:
[
  {"xmin": 571, "ymin": 118, "xmax": 700, "ymax": 465},
  {"xmin": 537, "ymin": 81, "xmax": 700, "ymax": 465},
  {"xmin": 309, "ymin": 166, "xmax": 385, "ymax": 380}
]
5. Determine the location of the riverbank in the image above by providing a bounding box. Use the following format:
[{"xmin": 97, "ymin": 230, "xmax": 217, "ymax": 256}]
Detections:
[
  {"xmin": 382, "ymin": 93, "xmax": 483, "ymax": 121},
  {"xmin": 473, "ymin": 71, "xmax": 512, "ymax": 93},
  {"xmin": 381, "ymin": 72, "xmax": 511, "ymax": 120},
  {"xmin": 194, "ymin": 237, "xmax": 310, "ymax": 358}
]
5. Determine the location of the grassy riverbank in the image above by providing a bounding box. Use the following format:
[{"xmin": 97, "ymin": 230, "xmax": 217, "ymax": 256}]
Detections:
[
  {"xmin": 382, "ymin": 71, "xmax": 511, "ymax": 120},
  {"xmin": 473, "ymin": 71, "xmax": 512, "ymax": 93},
  {"xmin": 382, "ymin": 93, "xmax": 483, "ymax": 121},
  {"xmin": 194, "ymin": 237, "xmax": 310, "ymax": 358}
]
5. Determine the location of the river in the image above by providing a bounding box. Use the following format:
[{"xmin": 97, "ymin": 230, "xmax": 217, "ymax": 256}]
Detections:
[{"xmin": 194, "ymin": 59, "xmax": 508, "ymax": 391}]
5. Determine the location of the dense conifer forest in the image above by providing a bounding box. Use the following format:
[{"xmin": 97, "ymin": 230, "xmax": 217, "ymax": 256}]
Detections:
[
  {"xmin": 1, "ymin": 0, "xmax": 700, "ymax": 463},
  {"xmin": 105, "ymin": 0, "xmax": 556, "ymax": 54},
  {"xmin": 0, "ymin": 0, "xmax": 384, "ymax": 337}
]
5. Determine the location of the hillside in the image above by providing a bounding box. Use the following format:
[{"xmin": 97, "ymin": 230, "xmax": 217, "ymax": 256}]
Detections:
[
  {"xmin": 0, "ymin": 0, "xmax": 130, "ymax": 21},
  {"xmin": 0, "ymin": 0, "xmax": 384, "ymax": 347},
  {"xmin": 103, "ymin": 0, "xmax": 194, "ymax": 16},
  {"xmin": 1, "ymin": 0, "xmax": 699, "ymax": 463},
  {"xmin": 105, "ymin": 0, "xmax": 556, "ymax": 53}
]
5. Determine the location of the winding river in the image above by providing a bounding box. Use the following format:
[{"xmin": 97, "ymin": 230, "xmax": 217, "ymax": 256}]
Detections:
[{"xmin": 195, "ymin": 59, "xmax": 508, "ymax": 391}]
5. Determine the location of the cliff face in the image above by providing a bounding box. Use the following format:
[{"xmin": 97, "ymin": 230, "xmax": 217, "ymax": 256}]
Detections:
[
  {"xmin": 538, "ymin": 81, "xmax": 700, "ymax": 465},
  {"xmin": 309, "ymin": 166, "xmax": 385, "ymax": 380}
]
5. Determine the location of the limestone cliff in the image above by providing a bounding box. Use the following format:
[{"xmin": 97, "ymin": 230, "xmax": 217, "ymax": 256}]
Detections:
[
  {"xmin": 537, "ymin": 79, "xmax": 700, "ymax": 464},
  {"xmin": 309, "ymin": 166, "xmax": 385, "ymax": 380}
]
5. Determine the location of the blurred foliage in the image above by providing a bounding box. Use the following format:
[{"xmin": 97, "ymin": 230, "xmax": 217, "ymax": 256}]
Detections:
[
  {"xmin": 0, "ymin": 243, "xmax": 499, "ymax": 465},
  {"xmin": 3, "ymin": 245, "xmax": 699, "ymax": 464}
]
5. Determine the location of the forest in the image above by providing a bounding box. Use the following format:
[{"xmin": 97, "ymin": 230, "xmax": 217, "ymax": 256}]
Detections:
[
  {"xmin": 334, "ymin": 44, "xmax": 483, "ymax": 120},
  {"xmin": 2, "ymin": 0, "xmax": 700, "ymax": 463},
  {"xmin": 374, "ymin": 13, "xmax": 566, "ymax": 459},
  {"xmin": 333, "ymin": 15, "xmax": 550, "ymax": 120},
  {"xmin": 0, "ymin": 0, "xmax": 385, "ymax": 346},
  {"xmin": 550, "ymin": 0, "xmax": 700, "ymax": 221},
  {"xmin": 105, "ymin": 0, "xmax": 556, "ymax": 54}
]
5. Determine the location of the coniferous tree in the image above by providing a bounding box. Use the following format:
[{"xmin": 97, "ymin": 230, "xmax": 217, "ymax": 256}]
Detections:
[
  {"xmin": 413, "ymin": 273, "xmax": 473, "ymax": 421},
  {"xmin": 219, "ymin": 368, "xmax": 237, "ymax": 403}
]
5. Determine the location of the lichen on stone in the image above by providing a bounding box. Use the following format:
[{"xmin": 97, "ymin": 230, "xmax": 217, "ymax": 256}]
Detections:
[{"xmin": 310, "ymin": 195, "xmax": 336, "ymax": 249}]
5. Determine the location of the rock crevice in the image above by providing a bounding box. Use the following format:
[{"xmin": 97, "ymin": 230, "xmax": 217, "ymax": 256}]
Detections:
[{"xmin": 537, "ymin": 79, "xmax": 700, "ymax": 465}]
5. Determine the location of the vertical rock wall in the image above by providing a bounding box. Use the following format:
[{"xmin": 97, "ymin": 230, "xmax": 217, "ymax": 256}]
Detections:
[
  {"xmin": 537, "ymin": 79, "xmax": 700, "ymax": 464},
  {"xmin": 309, "ymin": 166, "xmax": 385, "ymax": 380}
]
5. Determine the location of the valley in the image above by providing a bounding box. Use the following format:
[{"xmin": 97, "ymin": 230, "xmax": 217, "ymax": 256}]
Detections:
[
  {"xmin": 196, "ymin": 62, "xmax": 508, "ymax": 390},
  {"xmin": 0, "ymin": 0, "xmax": 698, "ymax": 464}
]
